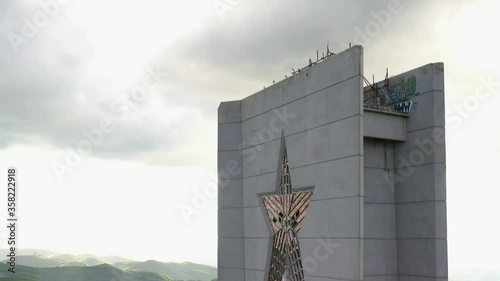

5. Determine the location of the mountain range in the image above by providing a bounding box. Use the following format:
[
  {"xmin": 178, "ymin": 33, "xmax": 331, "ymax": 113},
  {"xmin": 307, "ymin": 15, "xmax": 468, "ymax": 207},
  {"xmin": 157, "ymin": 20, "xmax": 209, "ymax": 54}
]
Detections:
[
  {"xmin": 2, "ymin": 250, "xmax": 497, "ymax": 281},
  {"xmin": 0, "ymin": 250, "xmax": 216, "ymax": 281}
]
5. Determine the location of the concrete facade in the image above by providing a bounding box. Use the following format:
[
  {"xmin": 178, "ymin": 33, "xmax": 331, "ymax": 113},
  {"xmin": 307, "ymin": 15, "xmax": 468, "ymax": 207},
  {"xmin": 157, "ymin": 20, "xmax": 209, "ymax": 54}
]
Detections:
[{"xmin": 218, "ymin": 46, "xmax": 447, "ymax": 281}]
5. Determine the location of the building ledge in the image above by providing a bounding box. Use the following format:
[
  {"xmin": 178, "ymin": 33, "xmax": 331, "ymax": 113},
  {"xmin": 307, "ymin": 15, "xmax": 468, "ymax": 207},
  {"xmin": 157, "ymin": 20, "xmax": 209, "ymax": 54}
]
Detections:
[
  {"xmin": 363, "ymin": 109, "xmax": 407, "ymax": 141},
  {"xmin": 364, "ymin": 107, "xmax": 410, "ymax": 117}
]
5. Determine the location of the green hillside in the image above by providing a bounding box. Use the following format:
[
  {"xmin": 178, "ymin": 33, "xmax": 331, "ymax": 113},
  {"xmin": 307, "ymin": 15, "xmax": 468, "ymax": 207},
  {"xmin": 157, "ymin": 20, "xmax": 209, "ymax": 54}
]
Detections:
[
  {"xmin": 0, "ymin": 264, "xmax": 173, "ymax": 281},
  {"xmin": 1, "ymin": 256, "xmax": 65, "ymax": 268},
  {"xmin": 0, "ymin": 251, "xmax": 216, "ymax": 281},
  {"xmin": 114, "ymin": 260, "xmax": 216, "ymax": 281},
  {"xmin": 1, "ymin": 255, "xmax": 105, "ymax": 267},
  {"xmin": 11, "ymin": 250, "xmax": 131, "ymax": 265}
]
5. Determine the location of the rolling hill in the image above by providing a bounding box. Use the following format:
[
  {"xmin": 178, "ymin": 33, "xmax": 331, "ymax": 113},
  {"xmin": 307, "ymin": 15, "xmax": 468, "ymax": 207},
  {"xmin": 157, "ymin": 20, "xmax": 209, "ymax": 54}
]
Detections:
[
  {"xmin": 0, "ymin": 264, "xmax": 173, "ymax": 281},
  {"xmin": 0, "ymin": 251, "xmax": 217, "ymax": 281},
  {"xmin": 13, "ymin": 250, "xmax": 131, "ymax": 265},
  {"xmin": 1, "ymin": 256, "xmax": 65, "ymax": 268},
  {"xmin": 113, "ymin": 260, "xmax": 216, "ymax": 281},
  {"xmin": 1, "ymin": 255, "xmax": 104, "ymax": 268}
]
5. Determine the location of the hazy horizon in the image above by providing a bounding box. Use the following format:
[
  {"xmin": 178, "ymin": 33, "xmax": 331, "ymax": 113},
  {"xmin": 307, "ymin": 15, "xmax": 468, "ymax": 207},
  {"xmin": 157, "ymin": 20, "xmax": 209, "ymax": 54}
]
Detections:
[
  {"xmin": 0, "ymin": 0, "xmax": 499, "ymax": 274},
  {"xmin": 0, "ymin": 248, "xmax": 217, "ymax": 266}
]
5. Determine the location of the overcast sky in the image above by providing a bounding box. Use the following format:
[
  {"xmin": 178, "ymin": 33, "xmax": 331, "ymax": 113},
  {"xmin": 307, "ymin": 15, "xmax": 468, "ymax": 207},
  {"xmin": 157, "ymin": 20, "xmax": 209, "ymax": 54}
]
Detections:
[{"xmin": 0, "ymin": 0, "xmax": 499, "ymax": 271}]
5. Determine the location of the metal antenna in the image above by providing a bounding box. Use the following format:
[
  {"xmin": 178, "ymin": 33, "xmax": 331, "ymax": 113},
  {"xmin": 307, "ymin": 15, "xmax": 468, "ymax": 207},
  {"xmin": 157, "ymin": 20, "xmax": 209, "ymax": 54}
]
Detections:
[{"xmin": 384, "ymin": 68, "xmax": 390, "ymax": 89}]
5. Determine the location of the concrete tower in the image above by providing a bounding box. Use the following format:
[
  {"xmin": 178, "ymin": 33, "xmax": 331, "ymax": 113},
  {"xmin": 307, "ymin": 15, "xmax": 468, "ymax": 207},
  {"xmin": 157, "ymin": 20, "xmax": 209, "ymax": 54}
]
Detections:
[{"xmin": 217, "ymin": 45, "xmax": 447, "ymax": 281}]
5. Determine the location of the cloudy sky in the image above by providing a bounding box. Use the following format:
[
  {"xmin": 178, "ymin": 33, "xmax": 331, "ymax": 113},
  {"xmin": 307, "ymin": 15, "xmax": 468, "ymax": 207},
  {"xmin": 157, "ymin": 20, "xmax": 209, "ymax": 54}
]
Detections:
[{"xmin": 0, "ymin": 0, "xmax": 499, "ymax": 272}]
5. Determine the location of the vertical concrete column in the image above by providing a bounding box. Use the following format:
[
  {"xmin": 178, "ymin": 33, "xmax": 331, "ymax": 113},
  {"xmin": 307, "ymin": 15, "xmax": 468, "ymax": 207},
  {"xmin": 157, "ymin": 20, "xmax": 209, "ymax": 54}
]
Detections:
[
  {"xmin": 393, "ymin": 63, "xmax": 447, "ymax": 281},
  {"xmin": 218, "ymin": 101, "xmax": 245, "ymax": 281},
  {"xmin": 363, "ymin": 138, "xmax": 398, "ymax": 281},
  {"xmin": 239, "ymin": 46, "xmax": 365, "ymax": 281}
]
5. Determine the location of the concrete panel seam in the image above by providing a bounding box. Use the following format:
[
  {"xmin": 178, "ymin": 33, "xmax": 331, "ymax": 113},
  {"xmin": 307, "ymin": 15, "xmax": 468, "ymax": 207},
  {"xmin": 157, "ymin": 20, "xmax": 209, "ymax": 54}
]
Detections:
[
  {"xmin": 364, "ymin": 238, "xmax": 399, "ymax": 240},
  {"xmin": 243, "ymin": 236, "xmax": 363, "ymax": 239},
  {"xmin": 395, "ymin": 200, "xmax": 446, "ymax": 205},
  {"xmin": 398, "ymin": 274, "xmax": 447, "ymax": 278},
  {"xmin": 406, "ymin": 125, "xmax": 446, "ymax": 135},
  {"xmin": 244, "ymin": 268, "xmax": 265, "ymax": 272},
  {"xmin": 218, "ymin": 266, "xmax": 247, "ymax": 270},
  {"xmin": 244, "ymin": 235, "xmax": 366, "ymax": 237},
  {"xmin": 364, "ymin": 167, "xmax": 398, "ymax": 170},
  {"xmin": 394, "ymin": 162, "xmax": 445, "ymax": 171},
  {"xmin": 242, "ymin": 113, "xmax": 361, "ymax": 151},
  {"xmin": 396, "ymin": 238, "xmax": 447, "ymax": 240},
  {"xmin": 242, "ymin": 75, "xmax": 361, "ymax": 122},
  {"xmin": 303, "ymin": 273, "xmax": 361, "ymax": 281},
  {"xmin": 243, "ymin": 154, "xmax": 363, "ymax": 180},
  {"xmin": 240, "ymin": 101, "xmax": 246, "ymax": 281},
  {"xmin": 218, "ymin": 148, "xmax": 244, "ymax": 152},
  {"xmin": 364, "ymin": 202, "xmax": 396, "ymax": 205}
]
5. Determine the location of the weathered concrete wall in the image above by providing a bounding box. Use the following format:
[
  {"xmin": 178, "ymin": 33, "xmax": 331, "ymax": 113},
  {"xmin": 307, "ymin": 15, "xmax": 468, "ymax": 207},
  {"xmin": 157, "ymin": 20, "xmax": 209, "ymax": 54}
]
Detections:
[
  {"xmin": 363, "ymin": 110, "xmax": 407, "ymax": 141},
  {"xmin": 241, "ymin": 46, "xmax": 364, "ymax": 281},
  {"xmin": 218, "ymin": 100, "xmax": 245, "ymax": 280},
  {"xmin": 391, "ymin": 63, "xmax": 447, "ymax": 281},
  {"xmin": 219, "ymin": 46, "xmax": 365, "ymax": 281},
  {"xmin": 363, "ymin": 63, "xmax": 447, "ymax": 281},
  {"xmin": 363, "ymin": 138, "xmax": 398, "ymax": 281},
  {"xmin": 218, "ymin": 48, "xmax": 447, "ymax": 281}
]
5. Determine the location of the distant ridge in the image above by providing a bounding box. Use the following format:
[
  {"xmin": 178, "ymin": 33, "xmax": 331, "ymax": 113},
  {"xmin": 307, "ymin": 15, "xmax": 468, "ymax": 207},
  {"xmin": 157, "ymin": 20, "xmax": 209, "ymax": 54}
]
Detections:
[
  {"xmin": 114, "ymin": 260, "xmax": 216, "ymax": 281},
  {"xmin": 0, "ymin": 251, "xmax": 216, "ymax": 281},
  {"xmin": 7, "ymin": 249, "xmax": 132, "ymax": 265},
  {"xmin": 0, "ymin": 263, "xmax": 173, "ymax": 281}
]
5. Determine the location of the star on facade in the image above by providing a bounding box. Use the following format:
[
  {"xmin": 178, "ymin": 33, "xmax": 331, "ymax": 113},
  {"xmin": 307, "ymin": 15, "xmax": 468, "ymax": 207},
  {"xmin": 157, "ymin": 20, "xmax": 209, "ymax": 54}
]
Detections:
[{"xmin": 261, "ymin": 133, "xmax": 313, "ymax": 281}]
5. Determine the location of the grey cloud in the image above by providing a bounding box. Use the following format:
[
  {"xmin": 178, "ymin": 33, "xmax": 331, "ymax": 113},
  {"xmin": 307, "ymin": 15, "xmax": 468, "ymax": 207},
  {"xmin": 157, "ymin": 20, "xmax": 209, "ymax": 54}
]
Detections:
[
  {"xmin": 155, "ymin": 0, "xmax": 407, "ymax": 103},
  {"xmin": 0, "ymin": 1, "xmax": 191, "ymax": 159},
  {"xmin": 0, "ymin": 0, "xmax": 456, "ymax": 165}
]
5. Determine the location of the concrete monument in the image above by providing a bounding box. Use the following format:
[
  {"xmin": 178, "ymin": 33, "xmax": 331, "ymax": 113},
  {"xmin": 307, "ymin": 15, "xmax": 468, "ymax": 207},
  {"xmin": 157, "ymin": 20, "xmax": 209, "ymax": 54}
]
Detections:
[{"xmin": 218, "ymin": 45, "xmax": 447, "ymax": 281}]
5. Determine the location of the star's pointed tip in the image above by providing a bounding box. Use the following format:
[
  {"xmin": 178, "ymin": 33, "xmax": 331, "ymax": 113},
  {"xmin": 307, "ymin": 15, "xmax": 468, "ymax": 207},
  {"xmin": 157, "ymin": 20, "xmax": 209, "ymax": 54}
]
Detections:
[{"xmin": 280, "ymin": 129, "xmax": 287, "ymax": 153}]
